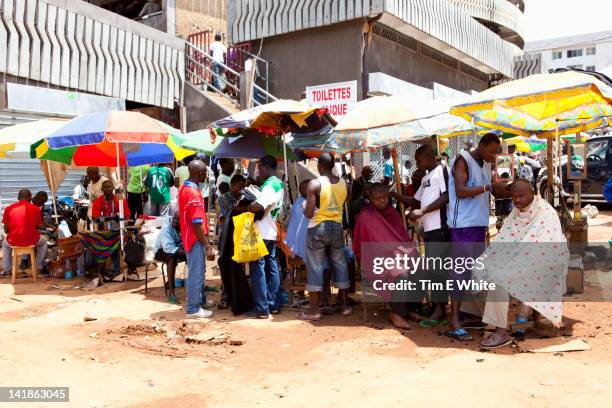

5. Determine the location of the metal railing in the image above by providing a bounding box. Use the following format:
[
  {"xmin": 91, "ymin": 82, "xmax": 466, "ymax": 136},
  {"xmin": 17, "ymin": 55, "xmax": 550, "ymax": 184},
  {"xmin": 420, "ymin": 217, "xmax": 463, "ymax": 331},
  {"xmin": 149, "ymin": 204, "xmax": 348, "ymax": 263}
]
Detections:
[{"xmin": 185, "ymin": 38, "xmax": 276, "ymax": 108}]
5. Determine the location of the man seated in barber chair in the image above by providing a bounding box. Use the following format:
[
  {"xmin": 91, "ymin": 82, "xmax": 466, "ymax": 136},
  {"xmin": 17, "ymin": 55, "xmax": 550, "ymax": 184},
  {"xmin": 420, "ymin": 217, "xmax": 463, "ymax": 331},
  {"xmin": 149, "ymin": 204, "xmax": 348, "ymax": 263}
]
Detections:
[
  {"xmin": 154, "ymin": 213, "xmax": 185, "ymax": 304},
  {"xmin": 91, "ymin": 180, "xmax": 130, "ymax": 281}
]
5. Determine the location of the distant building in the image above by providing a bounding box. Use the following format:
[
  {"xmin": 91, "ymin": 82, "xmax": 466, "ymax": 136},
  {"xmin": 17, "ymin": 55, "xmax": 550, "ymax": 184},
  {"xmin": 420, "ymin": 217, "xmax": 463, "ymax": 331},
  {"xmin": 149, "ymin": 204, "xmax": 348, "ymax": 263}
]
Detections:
[
  {"xmin": 226, "ymin": 0, "xmax": 526, "ymax": 100},
  {"xmin": 516, "ymin": 30, "xmax": 612, "ymax": 78}
]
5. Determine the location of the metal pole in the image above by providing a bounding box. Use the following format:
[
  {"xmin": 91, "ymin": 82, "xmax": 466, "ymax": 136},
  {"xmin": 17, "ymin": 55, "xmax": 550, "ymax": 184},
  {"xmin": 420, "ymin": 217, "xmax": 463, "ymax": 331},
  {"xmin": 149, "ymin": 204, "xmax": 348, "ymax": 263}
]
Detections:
[{"xmin": 391, "ymin": 147, "xmax": 407, "ymax": 227}]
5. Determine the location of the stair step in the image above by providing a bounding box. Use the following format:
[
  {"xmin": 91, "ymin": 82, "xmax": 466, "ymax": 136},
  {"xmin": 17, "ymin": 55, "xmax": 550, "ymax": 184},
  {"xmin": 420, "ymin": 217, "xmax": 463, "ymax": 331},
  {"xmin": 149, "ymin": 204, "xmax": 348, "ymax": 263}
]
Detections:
[{"xmin": 200, "ymin": 88, "xmax": 240, "ymax": 114}]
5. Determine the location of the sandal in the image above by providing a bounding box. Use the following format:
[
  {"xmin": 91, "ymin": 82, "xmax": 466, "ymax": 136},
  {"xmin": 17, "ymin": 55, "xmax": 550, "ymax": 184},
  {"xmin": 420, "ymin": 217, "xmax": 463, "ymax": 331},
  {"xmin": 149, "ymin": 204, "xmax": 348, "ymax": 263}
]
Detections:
[
  {"xmin": 419, "ymin": 318, "xmax": 448, "ymax": 328},
  {"xmin": 167, "ymin": 295, "xmax": 179, "ymax": 304},
  {"xmin": 341, "ymin": 305, "xmax": 353, "ymax": 316},
  {"xmin": 296, "ymin": 311, "xmax": 322, "ymax": 321},
  {"xmin": 320, "ymin": 306, "xmax": 335, "ymax": 315},
  {"xmin": 445, "ymin": 328, "xmax": 473, "ymax": 341},
  {"xmin": 480, "ymin": 332, "xmax": 513, "ymax": 349}
]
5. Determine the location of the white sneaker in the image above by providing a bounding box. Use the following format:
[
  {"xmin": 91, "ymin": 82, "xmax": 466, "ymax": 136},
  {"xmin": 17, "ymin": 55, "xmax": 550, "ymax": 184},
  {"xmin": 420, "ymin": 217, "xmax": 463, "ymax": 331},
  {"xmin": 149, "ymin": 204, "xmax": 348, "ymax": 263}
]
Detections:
[{"xmin": 185, "ymin": 308, "xmax": 214, "ymax": 319}]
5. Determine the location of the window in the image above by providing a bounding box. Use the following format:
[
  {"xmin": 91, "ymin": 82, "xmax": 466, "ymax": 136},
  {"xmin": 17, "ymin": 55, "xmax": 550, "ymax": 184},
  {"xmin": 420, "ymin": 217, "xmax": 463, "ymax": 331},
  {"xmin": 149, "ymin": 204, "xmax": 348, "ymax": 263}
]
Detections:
[
  {"xmin": 567, "ymin": 64, "xmax": 583, "ymax": 70},
  {"xmin": 586, "ymin": 47, "xmax": 596, "ymax": 55},
  {"xmin": 567, "ymin": 49, "xmax": 583, "ymax": 58},
  {"xmin": 586, "ymin": 65, "xmax": 596, "ymax": 72},
  {"xmin": 552, "ymin": 51, "xmax": 563, "ymax": 60}
]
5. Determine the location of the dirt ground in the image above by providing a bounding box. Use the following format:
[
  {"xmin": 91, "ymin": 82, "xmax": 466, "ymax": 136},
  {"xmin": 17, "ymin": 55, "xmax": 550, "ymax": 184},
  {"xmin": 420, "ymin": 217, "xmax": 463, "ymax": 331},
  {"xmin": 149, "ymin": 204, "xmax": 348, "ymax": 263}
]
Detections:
[{"xmin": 0, "ymin": 212, "xmax": 611, "ymax": 408}]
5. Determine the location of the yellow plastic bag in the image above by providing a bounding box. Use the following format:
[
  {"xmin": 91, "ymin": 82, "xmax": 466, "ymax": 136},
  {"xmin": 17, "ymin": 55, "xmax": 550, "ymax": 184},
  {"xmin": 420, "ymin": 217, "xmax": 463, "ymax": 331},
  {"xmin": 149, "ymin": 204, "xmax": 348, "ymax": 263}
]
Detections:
[{"xmin": 232, "ymin": 212, "xmax": 269, "ymax": 263}]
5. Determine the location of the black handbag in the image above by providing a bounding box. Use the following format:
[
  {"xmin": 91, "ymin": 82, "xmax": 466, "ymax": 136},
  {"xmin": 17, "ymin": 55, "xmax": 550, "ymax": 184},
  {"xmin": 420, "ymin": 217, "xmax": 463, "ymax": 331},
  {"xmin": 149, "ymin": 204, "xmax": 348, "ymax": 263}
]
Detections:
[{"xmin": 124, "ymin": 236, "xmax": 146, "ymax": 268}]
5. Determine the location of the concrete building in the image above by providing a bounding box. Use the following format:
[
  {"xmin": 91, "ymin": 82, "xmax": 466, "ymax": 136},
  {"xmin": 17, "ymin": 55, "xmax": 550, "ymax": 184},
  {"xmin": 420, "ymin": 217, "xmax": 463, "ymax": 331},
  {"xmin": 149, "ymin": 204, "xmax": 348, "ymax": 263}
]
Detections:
[
  {"xmin": 226, "ymin": 0, "xmax": 526, "ymax": 101},
  {"xmin": 517, "ymin": 30, "xmax": 612, "ymax": 78}
]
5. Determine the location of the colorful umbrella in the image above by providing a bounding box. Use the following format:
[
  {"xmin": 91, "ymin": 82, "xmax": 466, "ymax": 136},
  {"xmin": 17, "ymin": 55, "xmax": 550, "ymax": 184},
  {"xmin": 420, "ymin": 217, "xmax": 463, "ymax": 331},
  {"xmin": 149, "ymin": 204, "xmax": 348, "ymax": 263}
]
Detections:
[
  {"xmin": 184, "ymin": 133, "xmax": 298, "ymax": 160},
  {"xmin": 0, "ymin": 119, "xmax": 69, "ymax": 158},
  {"xmin": 30, "ymin": 113, "xmax": 191, "ymax": 166},
  {"xmin": 450, "ymin": 71, "xmax": 612, "ymax": 138},
  {"xmin": 179, "ymin": 129, "xmax": 225, "ymax": 155},
  {"xmin": 505, "ymin": 136, "xmax": 547, "ymax": 152},
  {"xmin": 209, "ymin": 99, "xmax": 335, "ymax": 139},
  {"xmin": 332, "ymin": 96, "xmax": 477, "ymax": 153}
]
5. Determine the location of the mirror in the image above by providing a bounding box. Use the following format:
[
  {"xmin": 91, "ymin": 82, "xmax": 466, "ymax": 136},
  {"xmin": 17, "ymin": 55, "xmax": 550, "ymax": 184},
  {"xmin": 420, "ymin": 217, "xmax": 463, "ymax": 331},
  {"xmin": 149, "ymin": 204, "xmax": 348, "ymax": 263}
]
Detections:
[
  {"xmin": 494, "ymin": 154, "xmax": 514, "ymax": 182},
  {"xmin": 567, "ymin": 142, "xmax": 587, "ymax": 180}
]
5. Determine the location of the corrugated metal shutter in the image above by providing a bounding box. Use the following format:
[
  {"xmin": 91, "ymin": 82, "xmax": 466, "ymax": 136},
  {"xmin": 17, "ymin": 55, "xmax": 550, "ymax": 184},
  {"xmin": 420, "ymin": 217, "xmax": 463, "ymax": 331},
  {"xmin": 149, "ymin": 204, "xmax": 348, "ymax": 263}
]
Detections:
[{"xmin": 0, "ymin": 111, "xmax": 82, "ymax": 217}]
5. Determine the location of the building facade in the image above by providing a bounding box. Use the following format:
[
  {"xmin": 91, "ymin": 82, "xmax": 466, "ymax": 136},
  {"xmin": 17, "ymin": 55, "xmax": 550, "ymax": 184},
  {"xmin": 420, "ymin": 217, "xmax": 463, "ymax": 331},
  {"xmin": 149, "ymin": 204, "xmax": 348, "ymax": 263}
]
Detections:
[
  {"xmin": 520, "ymin": 30, "xmax": 612, "ymax": 76},
  {"xmin": 226, "ymin": 0, "xmax": 526, "ymax": 100}
]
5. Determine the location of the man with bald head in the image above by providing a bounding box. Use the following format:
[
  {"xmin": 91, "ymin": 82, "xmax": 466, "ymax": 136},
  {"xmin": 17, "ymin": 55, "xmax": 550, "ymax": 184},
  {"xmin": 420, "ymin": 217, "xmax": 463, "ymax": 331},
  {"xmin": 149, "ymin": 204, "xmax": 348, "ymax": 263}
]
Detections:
[
  {"xmin": 297, "ymin": 153, "xmax": 352, "ymax": 321},
  {"xmin": 466, "ymin": 179, "xmax": 568, "ymax": 349},
  {"xmin": 179, "ymin": 159, "xmax": 216, "ymax": 319},
  {"xmin": 2, "ymin": 189, "xmax": 48, "ymax": 275}
]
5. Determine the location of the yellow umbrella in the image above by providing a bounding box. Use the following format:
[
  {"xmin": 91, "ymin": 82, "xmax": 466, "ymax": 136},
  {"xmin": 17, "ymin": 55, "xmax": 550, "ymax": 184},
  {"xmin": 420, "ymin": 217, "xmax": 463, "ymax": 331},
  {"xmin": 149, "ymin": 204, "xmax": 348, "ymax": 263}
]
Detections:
[
  {"xmin": 450, "ymin": 71, "xmax": 612, "ymax": 138},
  {"xmin": 0, "ymin": 119, "xmax": 69, "ymax": 158}
]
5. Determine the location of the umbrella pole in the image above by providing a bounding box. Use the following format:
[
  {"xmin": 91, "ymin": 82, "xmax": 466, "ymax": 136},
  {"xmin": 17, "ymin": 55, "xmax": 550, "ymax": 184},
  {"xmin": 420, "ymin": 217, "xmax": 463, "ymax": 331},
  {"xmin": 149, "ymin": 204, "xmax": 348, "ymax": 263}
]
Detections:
[
  {"xmin": 391, "ymin": 148, "xmax": 407, "ymax": 228},
  {"xmin": 45, "ymin": 160, "xmax": 59, "ymax": 222},
  {"xmin": 282, "ymin": 133, "xmax": 290, "ymax": 201},
  {"xmin": 115, "ymin": 143, "xmax": 125, "ymax": 281}
]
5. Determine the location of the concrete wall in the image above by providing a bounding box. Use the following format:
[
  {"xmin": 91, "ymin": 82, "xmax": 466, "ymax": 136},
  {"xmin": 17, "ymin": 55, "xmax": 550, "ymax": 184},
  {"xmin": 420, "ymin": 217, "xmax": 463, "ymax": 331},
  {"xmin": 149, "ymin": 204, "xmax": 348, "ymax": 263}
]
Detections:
[
  {"xmin": 366, "ymin": 33, "xmax": 489, "ymax": 93},
  {"xmin": 255, "ymin": 20, "xmax": 366, "ymax": 100},
  {"xmin": 183, "ymin": 82, "xmax": 231, "ymax": 131}
]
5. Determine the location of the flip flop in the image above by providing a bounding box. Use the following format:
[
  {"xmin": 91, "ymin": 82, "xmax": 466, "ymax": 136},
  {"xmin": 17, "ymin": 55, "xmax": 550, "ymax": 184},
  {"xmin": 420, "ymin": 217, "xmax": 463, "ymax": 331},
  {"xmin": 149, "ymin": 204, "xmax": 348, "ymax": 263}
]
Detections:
[
  {"xmin": 445, "ymin": 328, "xmax": 473, "ymax": 341},
  {"xmin": 419, "ymin": 318, "xmax": 448, "ymax": 328},
  {"xmin": 341, "ymin": 306, "xmax": 353, "ymax": 316},
  {"xmin": 296, "ymin": 311, "xmax": 322, "ymax": 321},
  {"xmin": 167, "ymin": 295, "xmax": 179, "ymax": 304},
  {"xmin": 320, "ymin": 306, "xmax": 335, "ymax": 315}
]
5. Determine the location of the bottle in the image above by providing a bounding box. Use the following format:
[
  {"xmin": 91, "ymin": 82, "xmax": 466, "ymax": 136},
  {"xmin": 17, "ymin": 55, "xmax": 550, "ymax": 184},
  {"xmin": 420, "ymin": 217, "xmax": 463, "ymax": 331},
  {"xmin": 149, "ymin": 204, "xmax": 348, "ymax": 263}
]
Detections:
[
  {"xmin": 76, "ymin": 255, "xmax": 84, "ymax": 277},
  {"xmin": 64, "ymin": 259, "xmax": 72, "ymax": 280}
]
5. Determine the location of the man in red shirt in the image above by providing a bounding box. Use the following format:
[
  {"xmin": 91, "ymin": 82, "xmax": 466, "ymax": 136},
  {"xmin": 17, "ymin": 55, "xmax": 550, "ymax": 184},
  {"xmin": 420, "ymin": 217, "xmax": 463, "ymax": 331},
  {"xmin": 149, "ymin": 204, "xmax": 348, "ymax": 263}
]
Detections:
[
  {"xmin": 179, "ymin": 160, "xmax": 216, "ymax": 319},
  {"xmin": 91, "ymin": 180, "xmax": 131, "ymax": 222},
  {"xmin": 2, "ymin": 189, "xmax": 48, "ymax": 275},
  {"xmin": 91, "ymin": 180, "xmax": 130, "ymax": 280}
]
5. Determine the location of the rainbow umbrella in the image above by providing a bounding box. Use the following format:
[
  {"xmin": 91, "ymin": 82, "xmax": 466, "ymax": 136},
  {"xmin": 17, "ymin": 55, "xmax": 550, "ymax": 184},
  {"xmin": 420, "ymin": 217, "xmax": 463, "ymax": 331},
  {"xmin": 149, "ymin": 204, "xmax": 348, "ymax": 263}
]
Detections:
[{"xmin": 30, "ymin": 112, "xmax": 190, "ymax": 166}]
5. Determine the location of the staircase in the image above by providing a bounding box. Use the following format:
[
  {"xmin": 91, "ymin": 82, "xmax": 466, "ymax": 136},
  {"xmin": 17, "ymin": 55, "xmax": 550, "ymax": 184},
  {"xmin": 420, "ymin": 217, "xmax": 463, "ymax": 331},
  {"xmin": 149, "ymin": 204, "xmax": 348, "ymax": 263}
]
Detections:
[{"xmin": 185, "ymin": 30, "xmax": 276, "ymax": 116}]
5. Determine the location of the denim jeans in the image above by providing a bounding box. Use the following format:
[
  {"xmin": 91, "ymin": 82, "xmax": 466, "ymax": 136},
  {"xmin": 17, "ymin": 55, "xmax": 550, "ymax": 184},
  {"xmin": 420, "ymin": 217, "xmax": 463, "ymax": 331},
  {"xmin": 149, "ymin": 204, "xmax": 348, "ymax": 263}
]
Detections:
[
  {"xmin": 2, "ymin": 236, "xmax": 49, "ymax": 272},
  {"xmin": 249, "ymin": 239, "xmax": 281, "ymax": 315},
  {"xmin": 185, "ymin": 241, "xmax": 207, "ymax": 314},
  {"xmin": 305, "ymin": 221, "xmax": 349, "ymax": 292},
  {"xmin": 212, "ymin": 62, "xmax": 224, "ymax": 91}
]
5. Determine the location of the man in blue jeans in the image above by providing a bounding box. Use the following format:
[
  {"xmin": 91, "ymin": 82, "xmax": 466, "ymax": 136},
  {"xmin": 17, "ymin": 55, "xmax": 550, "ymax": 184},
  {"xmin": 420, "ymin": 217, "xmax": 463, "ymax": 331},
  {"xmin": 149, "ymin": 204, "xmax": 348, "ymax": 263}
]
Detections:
[
  {"xmin": 178, "ymin": 160, "xmax": 217, "ymax": 319},
  {"xmin": 297, "ymin": 153, "xmax": 352, "ymax": 321},
  {"xmin": 241, "ymin": 155, "xmax": 284, "ymax": 319}
]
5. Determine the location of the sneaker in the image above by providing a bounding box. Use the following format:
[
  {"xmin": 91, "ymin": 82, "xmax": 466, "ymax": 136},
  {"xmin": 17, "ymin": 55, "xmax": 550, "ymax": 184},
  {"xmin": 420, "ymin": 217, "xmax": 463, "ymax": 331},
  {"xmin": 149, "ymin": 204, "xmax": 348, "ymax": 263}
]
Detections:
[
  {"xmin": 243, "ymin": 310, "xmax": 269, "ymax": 319},
  {"xmin": 185, "ymin": 308, "xmax": 214, "ymax": 319},
  {"xmin": 201, "ymin": 299, "xmax": 216, "ymax": 309}
]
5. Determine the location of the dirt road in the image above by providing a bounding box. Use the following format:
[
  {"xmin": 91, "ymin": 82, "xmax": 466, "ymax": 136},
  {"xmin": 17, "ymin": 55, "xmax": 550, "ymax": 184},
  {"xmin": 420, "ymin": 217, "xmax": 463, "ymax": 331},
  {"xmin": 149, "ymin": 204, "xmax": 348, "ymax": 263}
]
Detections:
[{"xmin": 0, "ymin": 212, "xmax": 610, "ymax": 408}]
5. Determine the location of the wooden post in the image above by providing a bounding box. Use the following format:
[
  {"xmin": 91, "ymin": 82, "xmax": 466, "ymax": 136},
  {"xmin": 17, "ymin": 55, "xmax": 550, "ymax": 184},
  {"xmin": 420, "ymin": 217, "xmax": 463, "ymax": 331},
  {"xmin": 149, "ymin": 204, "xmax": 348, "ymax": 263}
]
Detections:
[
  {"xmin": 574, "ymin": 180, "xmax": 582, "ymax": 220},
  {"xmin": 391, "ymin": 148, "xmax": 407, "ymax": 227},
  {"xmin": 547, "ymin": 135, "xmax": 554, "ymax": 204}
]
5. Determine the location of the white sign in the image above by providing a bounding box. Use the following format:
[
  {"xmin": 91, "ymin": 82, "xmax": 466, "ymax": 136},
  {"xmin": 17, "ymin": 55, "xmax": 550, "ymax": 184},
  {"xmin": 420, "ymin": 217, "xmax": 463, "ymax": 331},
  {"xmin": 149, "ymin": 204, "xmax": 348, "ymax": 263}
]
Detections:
[{"xmin": 306, "ymin": 80, "xmax": 357, "ymax": 120}]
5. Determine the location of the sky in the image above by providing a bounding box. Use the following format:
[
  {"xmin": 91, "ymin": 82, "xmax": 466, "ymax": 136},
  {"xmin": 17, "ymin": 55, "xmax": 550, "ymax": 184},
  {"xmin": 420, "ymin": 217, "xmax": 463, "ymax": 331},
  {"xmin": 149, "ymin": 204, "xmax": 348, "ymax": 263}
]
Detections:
[{"xmin": 523, "ymin": 0, "xmax": 612, "ymax": 42}]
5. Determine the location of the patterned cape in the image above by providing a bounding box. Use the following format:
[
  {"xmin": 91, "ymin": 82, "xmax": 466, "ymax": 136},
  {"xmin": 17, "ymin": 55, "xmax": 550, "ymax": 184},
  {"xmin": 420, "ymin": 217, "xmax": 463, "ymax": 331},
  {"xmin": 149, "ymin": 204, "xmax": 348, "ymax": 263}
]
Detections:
[{"xmin": 474, "ymin": 196, "xmax": 569, "ymax": 324}]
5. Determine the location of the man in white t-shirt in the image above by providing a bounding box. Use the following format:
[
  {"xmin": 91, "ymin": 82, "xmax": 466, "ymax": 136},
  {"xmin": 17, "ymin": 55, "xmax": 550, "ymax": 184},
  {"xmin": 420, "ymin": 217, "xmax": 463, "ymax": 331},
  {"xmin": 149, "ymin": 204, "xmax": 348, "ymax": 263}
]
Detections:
[
  {"xmin": 392, "ymin": 144, "xmax": 450, "ymax": 327},
  {"xmin": 210, "ymin": 33, "xmax": 227, "ymax": 91},
  {"xmin": 86, "ymin": 167, "xmax": 109, "ymax": 219}
]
